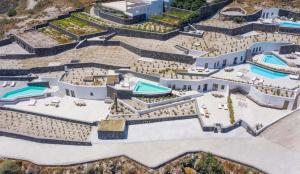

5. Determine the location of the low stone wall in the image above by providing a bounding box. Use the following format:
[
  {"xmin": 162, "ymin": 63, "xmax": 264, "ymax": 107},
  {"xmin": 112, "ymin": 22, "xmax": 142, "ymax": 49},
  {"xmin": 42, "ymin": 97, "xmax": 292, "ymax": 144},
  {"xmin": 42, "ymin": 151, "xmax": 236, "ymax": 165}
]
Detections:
[
  {"xmin": 279, "ymin": 44, "xmax": 299, "ymax": 54},
  {"xmin": 0, "ymin": 130, "xmax": 92, "ymax": 146},
  {"xmin": 119, "ymin": 41, "xmax": 195, "ymax": 64},
  {"xmin": 126, "ymin": 114, "xmax": 198, "ymax": 125},
  {"xmin": 195, "ymin": 23, "xmax": 279, "ymax": 36},
  {"xmin": 279, "ymin": 9, "xmax": 300, "ymax": 19},
  {"xmin": 279, "ymin": 26, "xmax": 300, "ymax": 35},
  {"xmin": 197, "ymin": 0, "xmax": 233, "ymax": 20},
  {"xmin": 0, "ymin": 106, "xmax": 95, "ymax": 125},
  {"xmin": 0, "ymin": 54, "xmax": 37, "ymax": 59},
  {"xmin": 116, "ymin": 69, "xmax": 160, "ymax": 82},
  {"xmin": 0, "ymin": 62, "xmax": 128, "ymax": 76},
  {"xmin": 0, "ymin": 38, "xmax": 13, "ymax": 46}
]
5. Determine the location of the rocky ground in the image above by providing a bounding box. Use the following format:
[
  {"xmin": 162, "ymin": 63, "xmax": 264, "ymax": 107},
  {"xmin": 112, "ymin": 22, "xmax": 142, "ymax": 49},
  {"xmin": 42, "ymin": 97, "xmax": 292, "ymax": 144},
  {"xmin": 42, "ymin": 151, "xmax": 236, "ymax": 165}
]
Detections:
[{"xmin": 0, "ymin": 152, "xmax": 263, "ymax": 174}]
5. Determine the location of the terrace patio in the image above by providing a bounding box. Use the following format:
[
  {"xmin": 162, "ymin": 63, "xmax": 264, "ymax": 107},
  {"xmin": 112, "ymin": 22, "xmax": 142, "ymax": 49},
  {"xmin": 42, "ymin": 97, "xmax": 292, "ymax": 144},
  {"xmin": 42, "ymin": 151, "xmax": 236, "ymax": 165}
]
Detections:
[
  {"xmin": 0, "ymin": 42, "xmax": 29, "ymax": 55},
  {"xmin": 5, "ymin": 96, "xmax": 111, "ymax": 123},
  {"xmin": 212, "ymin": 64, "xmax": 300, "ymax": 89},
  {"xmin": 17, "ymin": 31, "xmax": 60, "ymax": 48},
  {"xmin": 196, "ymin": 92, "xmax": 289, "ymax": 129}
]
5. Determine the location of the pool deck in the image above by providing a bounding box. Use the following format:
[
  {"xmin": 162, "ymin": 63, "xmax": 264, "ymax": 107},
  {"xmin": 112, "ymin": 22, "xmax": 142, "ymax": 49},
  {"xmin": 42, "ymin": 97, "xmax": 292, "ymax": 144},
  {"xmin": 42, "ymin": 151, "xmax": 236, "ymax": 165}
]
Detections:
[
  {"xmin": 212, "ymin": 64, "xmax": 300, "ymax": 89},
  {"xmin": 4, "ymin": 96, "xmax": 111, "ymax": 123},
  {"xmin": 197, "ymin": 92, "xmax": 289, "ymax": 128},
  {"xmin": 0, "ymin": 81, "xmax": 28, "ymax": 97}
]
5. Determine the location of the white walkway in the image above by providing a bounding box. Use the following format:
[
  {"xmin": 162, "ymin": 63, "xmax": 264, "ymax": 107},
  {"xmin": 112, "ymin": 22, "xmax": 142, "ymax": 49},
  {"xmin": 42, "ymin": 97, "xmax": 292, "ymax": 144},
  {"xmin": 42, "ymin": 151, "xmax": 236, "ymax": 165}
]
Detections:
[{"xmin": 0, "ymin": 136, "xmax": 300, "ymax": 174}]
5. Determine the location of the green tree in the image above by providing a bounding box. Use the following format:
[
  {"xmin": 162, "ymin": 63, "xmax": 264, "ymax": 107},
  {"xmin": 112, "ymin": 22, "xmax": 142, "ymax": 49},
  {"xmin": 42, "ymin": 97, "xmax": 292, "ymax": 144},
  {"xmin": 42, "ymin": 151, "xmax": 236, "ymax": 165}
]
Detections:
[
  {"xmin": 7, "ymin": 8, "xmax": 16, "ymax": 17},
  {"xmin": 0, "ymin": 161, "xmax": 21, "ymax": 174},
  {"xmin": 194, "ymin": 153, "xmax": 225, "ymax": 174}
]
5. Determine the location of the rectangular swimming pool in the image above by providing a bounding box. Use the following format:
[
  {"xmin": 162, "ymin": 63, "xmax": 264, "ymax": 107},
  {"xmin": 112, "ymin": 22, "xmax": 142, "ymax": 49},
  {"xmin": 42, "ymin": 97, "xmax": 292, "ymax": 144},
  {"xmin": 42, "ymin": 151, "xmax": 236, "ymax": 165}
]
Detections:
[
  {"xmin": 263, "ymin": 55, "xmax": 287, "ymax": 66},
  {"xmin": 250, "ymin": 65, "xmax": 288, "ymax": 79},
  {"xmin": 279, "ymin": 21, "xmax": 300, "ymax": 28},
  {"xmin": 2, "ymin": 86, "xmax": 47, "ymax": 99},
  {"xmin": 133, "ymin": 81, "xmax": 171, "ymax": 95}
]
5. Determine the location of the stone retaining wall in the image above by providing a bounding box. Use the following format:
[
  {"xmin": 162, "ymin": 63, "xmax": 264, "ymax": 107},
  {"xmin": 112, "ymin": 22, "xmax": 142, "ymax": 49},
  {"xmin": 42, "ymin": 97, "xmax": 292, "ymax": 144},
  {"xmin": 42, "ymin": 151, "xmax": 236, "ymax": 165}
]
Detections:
[
  {"xmin": 0, "ymin": 38, "xmax": 13, "ymax": 46},
  {"xmin": 0, "ymin": 106, "xmax": 95, "ymax": 125},
  {"xmin": 0, "ymin": 131, "xmax": 92, "ymax": 146},
  {"xmin": 0, "ymin": 62, "xmax": 128, "ymax": 76},
  {"xmin": 126, "ymin": 114, "xmax": 198, "ymax": 125}
]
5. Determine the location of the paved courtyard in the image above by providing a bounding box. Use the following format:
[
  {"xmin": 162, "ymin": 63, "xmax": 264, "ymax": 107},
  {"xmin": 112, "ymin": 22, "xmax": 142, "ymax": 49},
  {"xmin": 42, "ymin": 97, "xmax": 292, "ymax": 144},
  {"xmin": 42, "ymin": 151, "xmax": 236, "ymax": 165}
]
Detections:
[{"xmin": 196, "ymin": 92, "xmax": 290, "ymax": 128}]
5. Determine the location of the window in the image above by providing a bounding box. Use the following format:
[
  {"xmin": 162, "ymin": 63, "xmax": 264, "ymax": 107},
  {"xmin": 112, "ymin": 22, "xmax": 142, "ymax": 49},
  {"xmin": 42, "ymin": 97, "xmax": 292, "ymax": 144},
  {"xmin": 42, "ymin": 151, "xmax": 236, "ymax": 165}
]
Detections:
[
  {"xmin": 233, "ymin": 57, "xmax": 237, "ymax": 64},
  {"xmin": 188, "ymin": 85, "xmax": 191, "ymax": 90},
  {"xmin": 259, "ymin": 47, "xmax": 261, "ymax": 51},
  {"xmin": 71, "ymin": 90, "xmax": 75, "ymax": 97},
  {"xmin": 90, "ymin": 92, "xmax": 94, "ymax": 96},
  {"xmin": 212, "ymin": 84, "xmax": 218, "ymax": 91},
  {"xmin": 221, "ymin": 85, "xmax": 225, "ymax": 90},
  {"xmin": 183, "ymin": 85, "xmax": 187, "ymax": 90},
  {"xmin": 203, "ymin": 84, "xmax": 208, "ymax": 92},
  {"xmin": 240, "ymin": 56, "xmax": 243, "ymax": 61},
  {"xmin": 205, "ymin": 63, "xmax": 208, "ymax": 69},
  {"xmin": 65, "ymin": 89, "xmax": 70, "ymax": 96},
  {"xmin": 222, "ymin": 59, "xmax": 227, "ymax": 67},
  {"xmin": 198, "ymin": 85, "xmax": 201, "ymax": 91}
]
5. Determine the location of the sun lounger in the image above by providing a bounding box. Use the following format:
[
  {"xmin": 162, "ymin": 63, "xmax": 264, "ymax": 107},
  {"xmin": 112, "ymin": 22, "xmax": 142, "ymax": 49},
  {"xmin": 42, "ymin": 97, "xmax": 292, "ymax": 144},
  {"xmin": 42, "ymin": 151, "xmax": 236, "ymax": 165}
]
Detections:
[
  {"xmin": 2, "ymin": 81, "xmax": 7, "ymax": 87},
  {"xmin": 28, "ymin": 99, "xmax": 37, "ymax": 106},
  {"xmin": 289, "ymin": 74, "xmax": 300, "ymax": 80},
  {"xmin": 218, "ymin": 102, "xmax": 223, "ymax": 109},
  {"xmin": 236, "ymin": 72, "xmax": 244, "ymax": 77},
  {"xmin": 74, "ymin": 100, "xmax": 86, "ymax": 106},
  {"xmin": 10, "ymin": 81, "xmax": 15, "ymax": 87},
  {"xmin": 224, "ymin": 104, "xmax": 228, "ymax": 110}
]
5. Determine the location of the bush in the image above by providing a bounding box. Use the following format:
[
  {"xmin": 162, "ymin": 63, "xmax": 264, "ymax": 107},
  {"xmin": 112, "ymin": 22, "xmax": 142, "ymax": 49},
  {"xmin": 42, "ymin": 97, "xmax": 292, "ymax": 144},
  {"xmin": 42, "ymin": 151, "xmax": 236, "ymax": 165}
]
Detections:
[
  {"xmin": 194, "ymin": 153, "xmax": 225, "ymax": 174},
  {"xmin": 7, "ymin": 8, "xmax": 17, "ymax": 17},
  {"xmin": 0, "ymin": 161, "xmax": 21, "ymax": 174},
  {"xmin": 233, "ymin": 17, "xmax": 246, "ymax": 24},
  {"xmin": 171, "ymin": 0, "xmax": 206, "ymax": 11},
  {"xmin": 227, "ymin": 95, "xmax": 235, "ymax": 124}
]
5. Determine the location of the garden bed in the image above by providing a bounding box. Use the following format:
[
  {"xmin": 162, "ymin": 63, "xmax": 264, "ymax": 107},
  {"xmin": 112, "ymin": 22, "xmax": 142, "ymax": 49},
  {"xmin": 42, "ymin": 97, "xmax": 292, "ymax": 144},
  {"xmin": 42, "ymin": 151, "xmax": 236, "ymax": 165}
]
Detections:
[
  {"xmin": 38, "ymin": 27, "xmax": 73, "ymax": 44},
  {"xmin": 72, "ymin": 12, "xmax": 176, "ymax": 33},
  {"xmin": 151, "ymin": 15, "xmax": 181, "ymax": 26},
  {"xmin": 164, "ymin": 9, "xmax": 197, "ymax": 20},
  {"xmin": 136, "ymin": 94, "xmax": 178, "ymax": 104},
  {"xmin": 51, "ymin": 17, "xmax": 103, "ymax": 35}
]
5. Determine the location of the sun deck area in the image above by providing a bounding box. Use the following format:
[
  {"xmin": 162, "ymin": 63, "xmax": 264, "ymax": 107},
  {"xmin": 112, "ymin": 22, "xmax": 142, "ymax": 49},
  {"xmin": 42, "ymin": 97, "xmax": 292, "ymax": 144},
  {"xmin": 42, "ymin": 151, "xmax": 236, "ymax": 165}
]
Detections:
[{"xmin": 17, "ymin": 30, "xmax": 61, "ymax": 48}]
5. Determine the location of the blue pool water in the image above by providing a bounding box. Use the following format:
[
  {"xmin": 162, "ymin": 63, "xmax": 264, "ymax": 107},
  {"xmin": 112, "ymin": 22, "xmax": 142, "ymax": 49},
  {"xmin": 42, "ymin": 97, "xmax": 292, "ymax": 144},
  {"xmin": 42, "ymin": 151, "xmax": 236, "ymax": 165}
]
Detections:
[
  {"xmin": 279, "ymin": 21, "xmax": 300, "ymax": 28},
  {"xmin": 263, "ymin": 55, "xmax": 287, "ymax": 66},
  {"xmin": 2, "ymin": 86, "xmax": 47, "ymax": 99},
  {"xmin": 250, "ymin": 65, "xmax": 288, "ymax": 79},
  {"xmin": 133, "ymin": 81, "xmax": 171, "ymax": 94}
]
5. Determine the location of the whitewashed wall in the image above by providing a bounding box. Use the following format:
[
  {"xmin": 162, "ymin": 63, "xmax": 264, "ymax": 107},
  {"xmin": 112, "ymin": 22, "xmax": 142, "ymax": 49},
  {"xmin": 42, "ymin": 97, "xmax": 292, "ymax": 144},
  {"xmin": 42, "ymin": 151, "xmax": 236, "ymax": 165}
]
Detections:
[
  {"xmin": 196, "ymin": 42, "xmax": 288, "ymax": 69},
  {"xmin": 248, "ymin": 86, "xmax": 295, "ymax": 109},
  {"xmin": 261, "ymin": 8, "xmax": 280, "ymax": 19},
  {"xmin": 57, "ymin": 81, "xmax": 107, "ymax": 100}
]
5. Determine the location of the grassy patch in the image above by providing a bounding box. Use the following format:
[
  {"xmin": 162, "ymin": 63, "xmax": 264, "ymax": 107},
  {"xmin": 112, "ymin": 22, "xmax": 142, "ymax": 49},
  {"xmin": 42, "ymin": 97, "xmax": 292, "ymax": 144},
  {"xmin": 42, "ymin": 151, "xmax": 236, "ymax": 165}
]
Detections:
[
  {"xmin": 51, "ymin": 17, "xmax": 102, "ymax": 35},
  {"xmin": 151, "ymin": 15, "xmax": 181, "ymax": 26},
  {"xmin": 39, "ymin": 27, "xmax": 73, "ymax": 44},
  {"xmin": 164, "ymin": 9, "xmax": 196, "ymax": 19}
]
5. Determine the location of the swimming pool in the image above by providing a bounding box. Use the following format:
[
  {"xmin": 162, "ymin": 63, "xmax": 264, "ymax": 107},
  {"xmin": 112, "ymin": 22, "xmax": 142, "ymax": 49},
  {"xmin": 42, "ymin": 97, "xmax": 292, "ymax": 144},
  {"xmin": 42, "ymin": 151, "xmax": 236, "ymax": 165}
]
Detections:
[
  {"xmin": 250, "ymin": 65, "xmax": 288, "ymax": 79},
  {"xmin": 2, "ymin": 86, "xmax": 47, "ymax": 99},
  {"xmin": 279, "ymin": 21, "xmax": 300, "ymax": 28},
  {"xmin": 263, "ymin": 54, "xmax": 287, "ymax": 66},
  {"xmin": 133, "ymin": 81, "xmax": 171, "ymax": 95}
]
